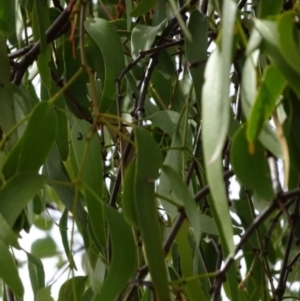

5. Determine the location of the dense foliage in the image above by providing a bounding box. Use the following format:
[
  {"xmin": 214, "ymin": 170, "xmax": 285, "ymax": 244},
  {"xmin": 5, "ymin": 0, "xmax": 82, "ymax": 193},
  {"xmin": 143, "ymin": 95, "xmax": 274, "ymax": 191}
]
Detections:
[{"xmin": 1, "ymin": 0, "xmax": 300, "ymax": 300}]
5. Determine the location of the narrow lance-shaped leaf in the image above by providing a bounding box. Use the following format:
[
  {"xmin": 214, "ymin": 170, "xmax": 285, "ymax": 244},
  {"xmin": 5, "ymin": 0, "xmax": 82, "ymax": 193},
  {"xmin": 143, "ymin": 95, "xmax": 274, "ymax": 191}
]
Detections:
[
  {"xmin": 0, "ymin": 173, "xmax": 47, "ymax": 227},
  {"xmin": 71, "ymin": 119, "xmax": 106, "ymax": 248},
  {"xmin": 186, "ymin": 10, "xmax": 207, "ymax": 107},
  {"xmin": 134, "ymin": 126, "xmax": 170, "ymax": 301},
  {"xmin": 93, "ymin": 206, "xmax": 136, "ymax": 301},
  {"xmin": 247, "ymin": 65, "xmax": 286, "ymax": 143},
  {"xmin": 2, "ymin": 101, "xmax": 58, "ymax": 180},
  {"xmin": 0, "ymin": 213, "xmax": 20, "ymax": 248},
  {"xmin": 176, "ymin": 221, "xmax": 207, "ymax": 301},
  {"xmin": 202, "ymin": 50, "xmax": 234, "ymax": 254},
  {"xmin": 59, "ymin": 209, "xmax": 76, "ymax": 269},
  {"xmin": 26, "ymin": 252, "xmax": 45, "ymax": 298},
  {"xmin": 122, "ymin": 162, "xmax": 139, "ymax": 226},
  {"xmin": 0, "ymin": 240, "xmax": 24, "ymax": 297},
  {"xmin": 44, "ymin": 145, "xmax": 88, "ymax": 229},
  {"xmin": 254, "ymin": 19, "xmax": 300, "ymax": 96},
  {"xmin": 278, "ymin": 12, "xmax": 300, "ymax": 75},
  {"xmin": 85, "ymin": 18, "xmax": 125, "ymax": 112},
  {"xmin": 241, "ymin": 49, "xmax": 282, "ymax": 158},
  {"xmin": 32, "ymin": 0, "xmax": 52, "ymax": 89},
  {"xmin": 161, "ymin": 165, "xmax": 201, "ymax": 245},
  {"xmin": 148, "ymin": 110, "xmax": 193, "ymax": 218}
]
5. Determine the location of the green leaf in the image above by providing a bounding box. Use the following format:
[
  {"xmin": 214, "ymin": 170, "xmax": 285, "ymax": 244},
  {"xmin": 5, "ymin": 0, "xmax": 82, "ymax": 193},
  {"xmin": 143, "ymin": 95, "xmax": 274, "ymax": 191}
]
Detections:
[
  {"xmin": 51, "ymin": 84, "xmax": 69, "ymax": 161},
  {"xmin": 186, "ymin": 10, "xmax": 208, "ymax": 106},
  {"xmin": 231, "ymin": 126, "xmax": 274, "ymax": 200},
  {"xmin": 58, "ymin": 276, "xmax": 87, "ymax": 301},
  {"xmin": 161, "ymin": 165, "xmax": 201, "ymax": 245},
  {"xmin": 148, "ymin": 110, "xmax": 193, "ymax": 218},
  {"xmin": 59, "ymin": 209, "xmax": 76, "ymax": 269},
  {"xmin": 3, "ymin": 101, "xmax": 58, "ymax": 180},
  {"xmin": 0, "ymin": 0, "xmax": 15, "ymax": 36},
  {"xmin": 44, "ymin": 145, "xmax": 88, "ymax": 228},
  {"xmin": 255, "ymin": 19, "xmax": 300, "ymax": 96},
  {"xmin": 31, "ymin": 236, "xmax": 57, "ymax": 258},
  {"xmin": 36, "ymin": 287, "xmax": 54, "ymax": 301},
  {"xmin": 122, "ymin": 162, "xmax": 139, "ymax": 226},
  {"xmin": 0, "ymin": 173, "xmax": 46, "ymax": 227},
  {"xmin": 32, "ymin": 0, "xmax": 51, "ymax": 89},
  {"xmin": 0, "ymin": 33, "xmax": 17, "ymax": 150},
  {"xmin": 71, "ymin": 119, "xmax": 105, "ymax": 248},
  {"xmin": 134, "ymin": 126, "xmax": 170, "ymax": 301},
  {"xmin": 247, "ymin": 65, "xmax": 286, "ymax": 142},
  {"xmin": 93, "ymin": 206, "xmax": 136, "ymax": 301},
  {"xmin": 131, "ymin": 21, "xmax": 166, "ymax": 59},
  {"xmin": 200, "ymin": 214, "xmax": 218, "ymax": 236},
  {"xmin": 149, "ymin": 71, "xmax": 172, "ymax": 109},
  {"xmin": 283, "ymin": 90, "xmax": 300, "ymax": 175},
  {"xmin": 257, "ymin": 0, "xmax": 284, "ymax": 18},
  {"xmin": 278, "ymin": 12, "xmax": 300, "ymax": 75},
  {"xmin": 0, "ymin": 240, "xmax": 23, "ymax": 297},
  {"xmin": 131, "ymin": 0, "xmax": 158, "ymax": 17},
  {"xmin": 26, "ymin": 252, "xmax": 45, "ymax": 297},
  {"xmin": 0, "ymin": 213, "xmax": 20, "ymax": 248},
  {"xmin": 241, "ymin": 52, "xmax": 282, "ymax": 158},
  {"xmin": 85, "ymin": 18, "xmax": 125, "ymax": 112},
  {"xmin": 176, "ymin": 221, "xmax": 207, "ymax": 301},
  {"xmin": 202, "ymin": 49, "xmax": 235, "ymax": 254},
  {"xmin": 147, "ymin": 110, "xmax": 192, "ymax": 149}
]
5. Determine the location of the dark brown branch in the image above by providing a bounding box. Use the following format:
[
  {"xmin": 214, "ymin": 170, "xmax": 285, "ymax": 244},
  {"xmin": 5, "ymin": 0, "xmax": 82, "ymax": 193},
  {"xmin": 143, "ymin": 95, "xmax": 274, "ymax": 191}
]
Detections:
[
  {"xmin": 12, "ymin": 1, "xmax": 75, "ymax": 85},
  {"xmin": 211, "ymin": 184, "xmax": 300, "ymax": 300}
]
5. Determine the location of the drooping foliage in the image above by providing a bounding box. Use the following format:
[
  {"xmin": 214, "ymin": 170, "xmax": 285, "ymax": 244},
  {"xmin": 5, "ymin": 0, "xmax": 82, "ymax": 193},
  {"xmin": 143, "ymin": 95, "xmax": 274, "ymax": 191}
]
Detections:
[{"xmin": 1, "ymin": 0, "xmax": 300, "ymax": 300}]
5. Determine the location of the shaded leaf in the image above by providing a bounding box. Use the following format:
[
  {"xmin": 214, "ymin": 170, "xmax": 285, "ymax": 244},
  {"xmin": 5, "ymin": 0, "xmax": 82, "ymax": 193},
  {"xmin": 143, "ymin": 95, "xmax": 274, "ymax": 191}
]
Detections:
[
  {"xmin": 247, "ymin": 65, "xmax": 286, "ymax": 142},
  {"xmin": 176, "ymin": 221, "xmax": 206, "ymax": 301},
  {"xmin": 257, "ymin": 0, "xmax": 284, "ymax": 18},
  {"xmin": 32, "ymin": 0, "xmax": 51, "ymax": 89},
  {"xmin": 3, "ymin": 101, "xmax": 58, "ymax": 180},
  {"xmin": 71, "ymin": 118, "xmax": 105, "ymax": 248},
  {"xmin": 186, "ymin": 10, "xmax": 207, "ymax": 106},
  {"xmin": 93, "ymin": 206, "xmax": 136, "ymax": 301},
  {"xmin": 278, "ymin": 12, "xmax": 300, "ymax": 74},
  {"xmin": 85, "ymin": 18, "xmax": 125, "ymax": 112},
  {"xmin": 161, "ymin": 165, "xmax": 201, "ymax": 245},
  {"xmin": 0, "ymin": 173, "xmax": 46, "ymax": 227},
  {"xmin": 134, "ymin": 126, "xmax": 169, "ymax": 301},
  {"xmin": 44, "ymin": 145, "xmax": 88, "ymax": 228},
  {"xmin": 123, "ymin": 162, "xmax": 139, "ymax": 226},
  {"xmin": 0, "ymin": 213, "xmax": 20, "ymax": 248},
  {"xmin": 255, "ymin": 19, "xmax": 300, "ymax": 96},
  {"xmin": 131, "ymin": 0, "xmax": 158, "ymax": 17},
  {"xmin": 59, "ymin": 209, "xmax": 76, "ymax": 269},
  {"xmin": 0, "ymin": 0, "xmax": 15, "ymax": 36},
  {"xmin": 27, "ymin": 252, "xmax": 45, "ymax": 297},
  {"xmin": 231, "ymin": 126, "xmax": 274, "ymax": 200},
  {"xmin": 58, "ymin": 276, "xmax": 87, "ymax": 301},
  {"xmin": 0, "ymin": 240, "xmax": 23, "ymax": 297}
]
